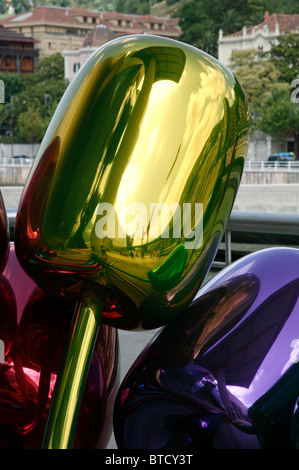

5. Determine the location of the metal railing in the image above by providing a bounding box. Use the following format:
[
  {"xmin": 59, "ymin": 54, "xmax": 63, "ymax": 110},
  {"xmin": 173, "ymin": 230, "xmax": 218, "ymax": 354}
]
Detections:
[
  {"xmin": 0, "ymin": 157, "xmax": 34, "ymax": 166},
  {"xmin": 0, "ymin": 46, "xmax": 38, "ymax": 58},
  {"xmin": 244, "ymin": 161, "xmax": 299, "ymax": 172},
  {"xmin": 6, "ymin": 209, "xmax": 299, "ymax": 269},
  {"xmin": 213, "ymin": 210, "xmax": 299, "ymax": 268},
  {"xmin": 2, "ymin": 159, "xmax": 299, "ymax": 171}
]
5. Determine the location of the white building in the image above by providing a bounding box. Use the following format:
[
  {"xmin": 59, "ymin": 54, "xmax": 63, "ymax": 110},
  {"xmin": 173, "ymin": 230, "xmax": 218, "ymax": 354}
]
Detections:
[
  {"xmin": 63, "ymin": 11, "xmax": 182, "ymax": 82},
  {"xmin": 218, "ymin": 12, "xmax": 299, "ymax": 160},
  {"xmin": 218, "ymin": 12, "xmax": 299, "ymax": 67},
  {"xmin": 63, "ymin": 24, "xmax": 120, "ymax": 81}
]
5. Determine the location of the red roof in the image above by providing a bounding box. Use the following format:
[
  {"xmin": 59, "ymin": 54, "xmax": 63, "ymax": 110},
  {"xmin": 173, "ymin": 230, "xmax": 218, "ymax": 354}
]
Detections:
[
  {"xmin": 82, "ymin": 25, "xmax": 121, "ymax": 47},
  {"xmin": 0, "ymin": 24, "xmax": 37, "ymax": 43},
  {"xmin": 226, "ymin": 12, "xmax": 299, "ymax": 37},
  {"xmin": 0, "ymin": 6, "xmax": 181, "ymax": 35}
]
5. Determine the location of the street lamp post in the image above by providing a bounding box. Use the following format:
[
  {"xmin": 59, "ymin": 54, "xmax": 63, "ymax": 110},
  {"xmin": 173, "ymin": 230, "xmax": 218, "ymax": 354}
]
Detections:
[
  {"xmin": 10, "ymin": 95, "xmax": 19, "ymax": 159},
  {"xmin": 44, "ymin": 94, "xmax": 53, "ymax": 118}
]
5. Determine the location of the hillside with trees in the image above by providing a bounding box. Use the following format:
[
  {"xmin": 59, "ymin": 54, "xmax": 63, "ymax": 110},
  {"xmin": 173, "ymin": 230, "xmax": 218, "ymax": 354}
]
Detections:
[{"xmin": 0, "ymin": 0, "xmax": 299, "ymax": 144}]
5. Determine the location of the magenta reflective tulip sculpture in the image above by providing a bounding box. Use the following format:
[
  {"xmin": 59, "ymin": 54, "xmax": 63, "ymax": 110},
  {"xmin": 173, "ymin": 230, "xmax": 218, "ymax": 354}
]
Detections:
[{"xmin": 0, "ymin": 245, "xmax": 119, "ymax": 449}]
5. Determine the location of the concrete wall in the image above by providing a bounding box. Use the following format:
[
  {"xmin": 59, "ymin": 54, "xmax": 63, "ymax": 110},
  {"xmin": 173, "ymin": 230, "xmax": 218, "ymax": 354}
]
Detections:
[
  {"xmin": 0, "ymin": 186, "xmax": 23, "ymax": 209},
  {"xmin": 241, "ymin": 171, "xmax": 299, "ymax": 184},
  {"xmin": 1, "ymin": 184, "xmax": 298, "ymax": 216},
  {"xmin": 233, "ymin": 184, "xmax": 299, "ymax": 214},
  {"xmin": 246, "ymin": 131, "xmax": 290, "ymax": 162},
  {"xmin": 0, "ymin": 167, "xmax": 30, "ymax": 185},
  {"xmin": 0, "ymin": 143, "xmax": 40, "ymax": 159}
]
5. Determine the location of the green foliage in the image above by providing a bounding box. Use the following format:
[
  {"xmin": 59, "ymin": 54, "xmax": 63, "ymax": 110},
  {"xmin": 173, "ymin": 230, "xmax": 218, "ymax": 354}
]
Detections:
[
  {"xmin": 11, "ymin": 0, "xmax": 31, "ymax": 13},
  {"xmin": 258, "ymin": 82, "xmax": 299, "ymax": 138},
  {"xmin": 266, "ymin": 32, "xmax": 299, "ymax": 84},
  {"xmin": 0, "ymin": 72, "xmax": 25, "ymax": 102},
  {"xmin": 115, "ymin": 0, "xmax": 159, "ymax": 14},
  {"xmin": 17, "ymin": 105, "xmax": 45, "ymax": 143},
  {"xmin": 229, "ymin": 48, "xmax": 299, "ymax": 145},
  {"xmin": 229, "ymin": 49, "xmax": 281, "ymax": 120},
  {"xmin": 174, "ymin": 0, "xmax": 299, "ymax": 57},
  {"xmin": 0, "ymin": 0, "xmax": 7, "ymax": 14},
  {"xmin": 0, "ymin": 53, "xmax": 68, "ymax": 143}
]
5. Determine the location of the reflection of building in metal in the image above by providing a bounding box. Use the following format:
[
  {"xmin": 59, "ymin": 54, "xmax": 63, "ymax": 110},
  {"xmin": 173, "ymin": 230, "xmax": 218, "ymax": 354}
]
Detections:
[
  {"xmin": 0, "ymin": 6, "xmax": 182, "ymax": 62},
  {"xmin": 218, "ymin": 12, "xmax": 299, "ymax": 66},
  {"xmin": 0, "ymin": 25, "xmax": 38, "ymax": 73}
]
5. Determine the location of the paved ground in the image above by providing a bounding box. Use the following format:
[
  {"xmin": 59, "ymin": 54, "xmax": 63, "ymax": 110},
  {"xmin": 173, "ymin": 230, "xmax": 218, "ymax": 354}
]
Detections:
[
  {"xmin": 106, "ymin": 328, "xmax": 160, "ymax": 449},
  {"xmin": 105, "ymin": 269, "xmax": 219, "ymax": 449}
]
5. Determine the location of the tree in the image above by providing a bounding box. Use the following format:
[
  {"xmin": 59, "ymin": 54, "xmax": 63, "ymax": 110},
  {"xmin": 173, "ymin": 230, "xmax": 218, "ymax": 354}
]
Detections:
[
  {"xmin": 0, "ymin": 72, "xmax": 25, "ymax": 103},
  {"xmin": 266, "ymin": 32, "xmax": 299, "ymax": 84},
  {"xmin": 16, "ymin": 53, "xmax": 67, "ymax": 122},
  {"xmin": 258, "ymin": 83, "xmax": 299, "ymax": 157},
  {"xmin": 17, "ymin": 105, "xmax": 45, "ymax": 144},
  {"xmin": 11, "ymin": 0, "xmax": 31, "ymax": 13},
  {"xmin": 229, "ymin": 49, "xmax": 281, "ymax": 125},
  {"xmin": 0, "ymin": 0, "xmax": 8, "ymax": 14},
  {"xmin": 229, "ymin": 48, "xmax": 299, "ymax": 158},
  {"xmin": 174, "ymin": 0, "xmax": 299, "ymax": 58},
  {"xmin": 0, "ymin": 53, "xmax": 67, "ymax": 140}
]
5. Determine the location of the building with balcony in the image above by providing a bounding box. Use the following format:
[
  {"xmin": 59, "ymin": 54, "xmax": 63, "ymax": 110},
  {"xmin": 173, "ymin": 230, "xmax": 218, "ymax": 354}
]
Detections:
[
  {"xmin": 0, "ymin": 25, "xmax": 38, "ymax": 73},
  {"xmin": 0, "ymin": 6, "xmax": 182, "ymax": 60}
]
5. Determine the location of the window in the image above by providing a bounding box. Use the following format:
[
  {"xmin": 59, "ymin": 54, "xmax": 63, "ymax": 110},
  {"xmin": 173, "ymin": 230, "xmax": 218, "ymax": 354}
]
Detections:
[
  {"xmin": 118, "ymin": 19, "xmax": 122, "ymax": 26},
  {"xmin": 66, "ymin": 29, "xmax": 78, "ymax": 35},
  {"xmin": 126, "ymin": 20, "xmax": 130, "ymax": 27},
  {"xmin": 92, "ymin": 17, "xmax": 96, "ymax": 24},
  {"xmin": 83, "ymin": 16, "xmax": 87, "ymax": 23},
  {"xmin": 73, "ymin": 62, "xmax": 81, "ymax": 73}
]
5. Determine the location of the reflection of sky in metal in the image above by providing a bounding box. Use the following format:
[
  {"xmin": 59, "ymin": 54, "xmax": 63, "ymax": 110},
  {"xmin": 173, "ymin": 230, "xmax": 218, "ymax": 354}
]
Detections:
[
  {"xmin": 115, "ymin": 62, "xmax": 234, "ymax": 241},
  {"xmin": 194, "ymin": 248, "xmax": 299, "ymax": 409},
  {"xmin": 227, "ymin": 296, "xmax": 299, "ymax": 408}
]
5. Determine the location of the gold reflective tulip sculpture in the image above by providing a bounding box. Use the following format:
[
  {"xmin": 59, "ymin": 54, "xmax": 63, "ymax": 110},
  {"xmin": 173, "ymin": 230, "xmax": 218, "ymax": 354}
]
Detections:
[{"xmin": 14, "ymin": 35, "xmax": 250, "ymax": 448}]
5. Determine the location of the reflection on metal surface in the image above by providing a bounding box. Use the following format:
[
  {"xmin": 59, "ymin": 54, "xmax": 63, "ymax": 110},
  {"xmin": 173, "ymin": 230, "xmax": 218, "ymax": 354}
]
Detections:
[
  {"xmin": 15, "ymin": 35, "xmax": 250, "ymax": 331},
  {"xmin": 13, "ymin": 35, "xmax": 249, "ymax": 447},
  {"xmin": 0, "ymin": 244, "xmax": 119, "ymax": 449},
  {"xmin": 114, "ymin": 248, "xmax": 299, "ymax": 449}
]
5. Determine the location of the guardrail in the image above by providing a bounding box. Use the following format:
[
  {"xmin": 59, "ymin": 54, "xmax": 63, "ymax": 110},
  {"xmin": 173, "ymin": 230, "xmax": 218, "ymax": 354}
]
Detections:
[
  {"xmin": 213, "ymin": 210, "xmax": 299, "ymax": 268},
  {"xmin": 244, "ymin": 161, "xmax": 299, "ymax": 172},
  {"xmin": 6, "ymin": 208, "xmax": 299, "ymax": 270},
  {"xmin": 2, "ymin": 159, "xmax": 299, "ymax": 171},
  {"xmin": 0, "ymin": 158, "xmax": 34, "ymax": 166}
]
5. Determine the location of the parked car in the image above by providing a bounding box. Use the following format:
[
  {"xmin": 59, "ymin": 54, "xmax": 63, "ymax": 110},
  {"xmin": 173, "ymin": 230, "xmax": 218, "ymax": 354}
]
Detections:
[{"xmin": 265, "ymin": 152, "xmax": 295, "ymax": 167}]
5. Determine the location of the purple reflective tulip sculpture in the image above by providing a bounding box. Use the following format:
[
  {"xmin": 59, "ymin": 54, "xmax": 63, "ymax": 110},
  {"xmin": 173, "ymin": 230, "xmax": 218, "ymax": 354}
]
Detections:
[
  {"xmin": 113, "ymin": 247, "xmax": 299, "ymax": 449},
  {"xmin": 0, "ymin": 244, "xmax": 119, "ymax": 449}
]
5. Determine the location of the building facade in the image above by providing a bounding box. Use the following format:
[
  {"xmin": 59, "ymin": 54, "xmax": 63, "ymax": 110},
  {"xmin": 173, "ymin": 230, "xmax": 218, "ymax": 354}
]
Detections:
[
  {"xmin": 0, "ymin": 25, "xmax": 38, "ymax": 73},
  {"xmin": 218, "ymin": 12, "xmax": 299, "ymax": 160},
  {"xmin": 218, "ymin": 12, "xmax": 299, "ymax": 67},
  {"xmin": 0, "ymin": 6, "xmax": 182, "ymax": 60}
]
